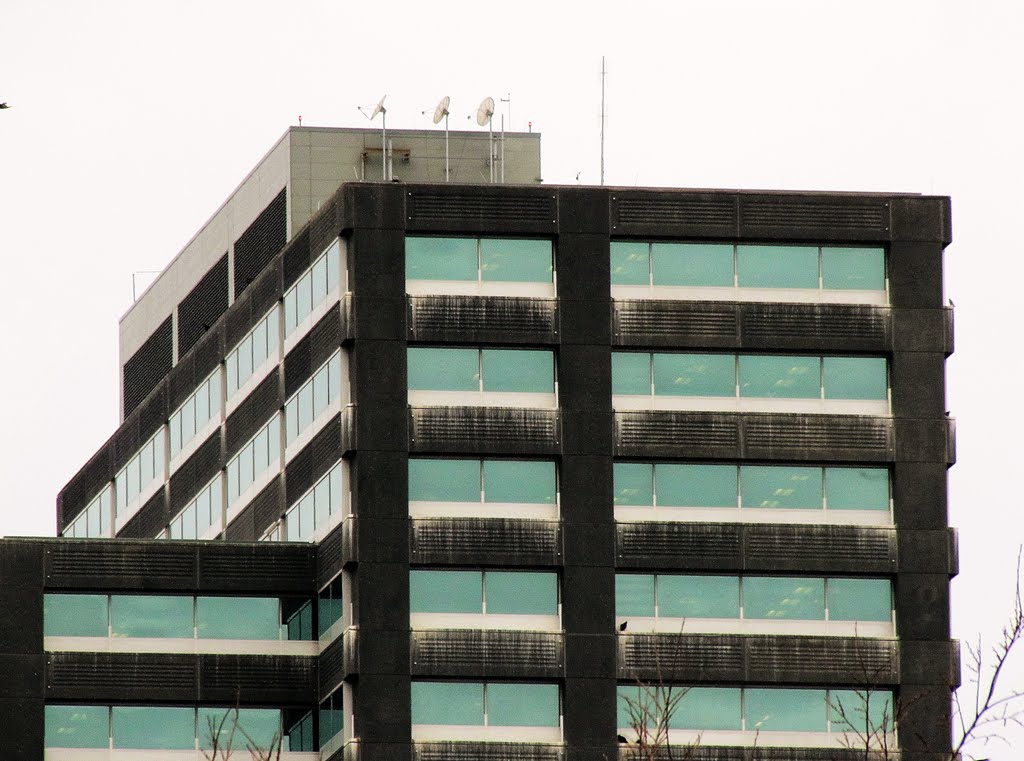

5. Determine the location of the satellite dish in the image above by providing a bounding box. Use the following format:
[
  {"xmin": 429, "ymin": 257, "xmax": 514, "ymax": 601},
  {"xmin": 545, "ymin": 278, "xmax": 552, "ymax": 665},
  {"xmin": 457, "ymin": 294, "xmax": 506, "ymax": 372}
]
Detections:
[
  {"xmin": 476, "ymin": 97, "xmax": 495, "ymax": 127},
  {"xmin": 370, "ymin": 95, "xmax": 387, "ymax": 120},
  {"xmin": 432, "ymin": 96, "xmax": 451, "ymax": 125}
]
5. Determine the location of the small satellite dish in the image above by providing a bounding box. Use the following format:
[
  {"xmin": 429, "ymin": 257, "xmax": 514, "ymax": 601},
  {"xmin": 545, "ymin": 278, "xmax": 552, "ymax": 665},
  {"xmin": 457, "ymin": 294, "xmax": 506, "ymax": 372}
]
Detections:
[
  {"xmin": 476, "ymin": 97, "xmax": 495, "ymax": 127},
  {"xmin": 432, "ymin": 96, "xmax": 451, "ymax": 125},
  {"xmin": 370, "ymin": 95, "xmax": 387, "ymax": 120}
]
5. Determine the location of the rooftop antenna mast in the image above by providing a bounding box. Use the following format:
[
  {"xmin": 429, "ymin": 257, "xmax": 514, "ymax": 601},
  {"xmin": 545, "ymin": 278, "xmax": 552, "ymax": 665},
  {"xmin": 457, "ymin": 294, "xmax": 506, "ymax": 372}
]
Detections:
[
  {"xmin": 600, "ymin": 56, "xmax": 606, "ymax": 186},
  {"xmin": 369, "ymin": 95, "xmax": 388, "ymax": 180},
  {"xmin": 476, "ymin": 97, "xmax": 496, "ymax": 182},
  {"xmin": 432, "ymin": 96, "xmax": 451, "ymax": 182}
]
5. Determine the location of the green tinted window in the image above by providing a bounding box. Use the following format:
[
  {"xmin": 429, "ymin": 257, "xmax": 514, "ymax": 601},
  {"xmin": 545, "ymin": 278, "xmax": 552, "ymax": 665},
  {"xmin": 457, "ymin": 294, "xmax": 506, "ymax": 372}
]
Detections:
[
  {"xmin": 612, "ymin": 352, "xmax": 651, "ymax": 395},
  {"xmin": 480, "ymin": 239, "xmax": 552, "ymax": 282},
  {"xmin": 744, "ymin": 577, "xmax": 824, "ymax": 620},
  {"xmin": 745, "ymin": 688, "xmax": 826, "ymax": 731},
  {"xmin": 412, "ymin": 682, "xmax": 483, "ymax": 725},
  {"xmin": 741, "ymin": 465, "xmax": 822, "ymax": 510},
  {"xmin": 617, "ymin": 686, "xmax": 646, "ymax": 728},
  {"xmin": 407, "ymin": 348, "xmax": 479, "ymax": 391},
  {"xmin": 484, "ymin": 460, "xmax": 556, "ymax": 504},
  {"xmin": 196, "ymin": 597, "xmax": 280, "ymax": 640},
  {"xmin": 826, "ymin": 467, "xmax": 889, "ymax": 511},
  {"xmin": 672, "ymin": 686, "xmax": 742, "ymax": 730},
  {"xmin": 614, "ymin": 463, "xmax": 654, "ymax": 506},
  {"xmin": 486, "ymin": 572, "xmax": 557, "ymax": 615},
  {"xmin": 319, "ymin": 696, "xmax": 344, "ymax": 747},
  {"xmin": 740, "ymin": 355, "xmax": 820, "ymax": 398},
  {"xmin": 487, "ymin": 683, "xmax": 559, "ymax": 726},
  {"xmin": 110, "ymin": 595, "xmax": 193, "ymax": 638},
  {"xmin": 45, "ymin": 705, "xmax": 109, "ymax": 748},
  {"xmin": 409, "ymin": 459, "xmax": 480, "ymax": 502},
  {"xmin": 616, "ymin": 574, "xmax": 655, "ymax": 617},
  {"xmin": 610, "ymin": 242, "xmax": 650, "ymax": 285},
  {"xmin": 827, "ymin": 578, "xmax": 891, "ymax": 622},
  {"xmin": 410, "ymin": 570, "xmax": 481, "ymax": 613},
  {"xmin": 823, "ymin": 357, "xmax": 887, "ymax": 400},
  {"xmin": 406, "ymin": 237, "xmax": 477, "ymax": 281},
  {"xmin": 112, "ymin": 706, "xmax": 194, "ymax": 749},
  {"xmin": 44, "ymin": 594, "xmax": 108, "ymax": 637},
  {"xmin": 199, "ymin": 708, "xmax": 281, "ymax": 750},
  {"xmin": 652, "ymin": 243, "xmax": 733, "ymax": 287},
  {"xmin": 737, "ymin": 245, "xmax": 818, "ymax": 288},
  {"xmin": 482, "ymin": 349, "xmax": 553, "ymax": 393},
  {"xmin": 830, "ymin": 689, "xmax": 894, "ymax": 733},
  {"xmin": 653, "ymin": 353, "xmax": 735, "ymax": 397},
  {"xmin": 658, "ymin": 575, "xmax": 739, "ymax": 618},
  {"xmin": 656, "ymin": 463, "xmax": 736, "ymax": 507},
  {"xmin": 822, "ymin": 247, "xmax": 885, "ymax": 290}
]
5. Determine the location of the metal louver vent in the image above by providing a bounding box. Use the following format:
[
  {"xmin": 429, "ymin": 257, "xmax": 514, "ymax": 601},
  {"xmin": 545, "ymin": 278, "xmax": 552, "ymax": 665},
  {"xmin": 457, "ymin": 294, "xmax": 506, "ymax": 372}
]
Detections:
[
  {"xmin": 742, "ymin": 305, "xmax": 889, "ymax": 345},
  {"xmin": 408, "ymin": 191, "xmax": 555, "ymax": 225},
  {"xmin": 746, "ymin": 637, "xmax": 898, "ymax": 683},
  {"xmin": 618, "ymin": 523, "xmax": 741, "ymax": 563},
  {"xmin": 410, "ymin": 296, "xmax": 557, "ymax": 338},
  {"xmin": 616, "ymin": 412, "xmax": 740, "ymax": 452},
  {"xmin": 745, "ymin": 525, "xmax": 896, "ymax": 571},
  {"xmin": 744, "ymin": 416, "xmax": 892, "ymax": 455},
  {"xmin": 410, "ymin": 407, "xmax": 559, "ymax": 450},
  {"xmin": 412, "ymin": 630, "xmax": 563, "ymax": 675},
  {"xmin": 619, "ymin": 634, "xmax": 742, "ymax": 678},
  {"xmin": 614, "ymin": 196, "xmax": 736, "ymax": 227},
  {"xmin": 46, "ymin": 544, "xmax": 195, "ymax": 587},
  {"xmin": 614, "ymin": 302, "xmax": 737, "ymax": 341},
  {"xmin": 741, "ymin": 198, "xmax": 888, "ymax": 232},
  {"xmin": 411, "ymin": 519, "xmax": 561, "ymax": 564},
  {"xmin": 415, "ymin": 742, "xmax": 565, "ymax": 761}
]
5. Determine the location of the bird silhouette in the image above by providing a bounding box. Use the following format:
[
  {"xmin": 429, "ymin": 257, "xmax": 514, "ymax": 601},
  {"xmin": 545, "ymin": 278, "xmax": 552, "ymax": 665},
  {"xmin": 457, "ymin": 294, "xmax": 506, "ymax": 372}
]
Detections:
[
  {"xmin": 0, "ymin": 103, "xmax": 10, "ymax": 110},
  {"xmin": 617, "ymin": 734, "xmax": 629, "ymax": 744},
  {"xmin": 618, "ymin": 621, "xmax": 628, "ymax": 631}
]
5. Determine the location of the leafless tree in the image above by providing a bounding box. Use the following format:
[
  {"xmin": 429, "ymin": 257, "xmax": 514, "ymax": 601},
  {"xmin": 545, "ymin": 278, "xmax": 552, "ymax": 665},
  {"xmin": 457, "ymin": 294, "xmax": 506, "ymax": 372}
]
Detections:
[{"xmin": 202, "ymin": 706, "xmax": 285, "ymax": 761}]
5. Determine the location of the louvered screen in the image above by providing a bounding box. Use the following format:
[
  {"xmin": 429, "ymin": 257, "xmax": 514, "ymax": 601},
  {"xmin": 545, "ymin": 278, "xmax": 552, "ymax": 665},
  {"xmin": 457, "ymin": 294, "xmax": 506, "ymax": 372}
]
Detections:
[
  {"xmin": 739, "ymin": 196, "xmax": 889, "ymax": 237},
  {"xmin": 199, "ymin": 654, "xmax": 316, "ymax": 703},
  {"xmin": 613, "ymin": 301, "xmax": 738, "ymax": 345},
  {"xmin": 46, "ymin": 653, "xmax": 197, "ymax": 702},
  {"xmin": 740, "ymin": 304, "xmax": 890, "ymax": 349},
  {"xmin": 168, "ymin": 433, "xmax": 222, "ymax": 515},
  {"xmin": 410, "ymin": 408, "xmax": 559, "ymax": 453},
  {"xmin": 411, "ymin": 630, "xmax": 563, "ymax": 677},
  {"xmin": 122, "ymin": 316, "xmax": 173, "ymax": 418},
  {"xmin": 177, "ymin": 254, "xmax": 229, "ymax": 358},
  {"xmin": 611, "ymin": 193, "xmax": 737, "ymax": 234},
  {"xmin": 411, "ymin": 519, "xmax": 561, "ymax": 566},
  {"xmin": 233, "ymin": 188, "xmax": 287, "ymax": 298},
  {"xmin": 415, "ymin": 742, "xmax": 564, "ymax": 761},
  {"xmin": 407, "ymin": 189, "xmax": 556, "ymax": 232},
  {"xmin": 409, "ymin": 296, "xmax": 558, "ymax": 342},
  {"xmin": 224, "ymin": 373, "xmax": 281, "ymax": 459}
]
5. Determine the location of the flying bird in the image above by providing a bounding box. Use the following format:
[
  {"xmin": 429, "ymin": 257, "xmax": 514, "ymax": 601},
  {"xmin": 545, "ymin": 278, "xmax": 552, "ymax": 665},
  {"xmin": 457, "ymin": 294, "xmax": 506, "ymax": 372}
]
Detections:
[{"xmin": 0, "ymin": 103, "xmax": 10, "ymax": 110}]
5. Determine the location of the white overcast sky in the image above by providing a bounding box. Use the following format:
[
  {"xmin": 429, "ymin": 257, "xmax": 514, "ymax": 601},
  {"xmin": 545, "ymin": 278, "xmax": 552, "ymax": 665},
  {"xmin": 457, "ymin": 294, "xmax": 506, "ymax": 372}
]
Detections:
[{"xmin": 2, "ymin": 1, "xmax": 1022, "ymax": 756}]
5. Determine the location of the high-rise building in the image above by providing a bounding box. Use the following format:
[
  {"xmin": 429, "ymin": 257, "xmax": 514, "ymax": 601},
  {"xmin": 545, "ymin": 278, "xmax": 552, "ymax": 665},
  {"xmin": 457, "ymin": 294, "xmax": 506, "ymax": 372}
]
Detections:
[{"xmin": 0, "ymin": 126, "xmax": 957, "ymax": 761}]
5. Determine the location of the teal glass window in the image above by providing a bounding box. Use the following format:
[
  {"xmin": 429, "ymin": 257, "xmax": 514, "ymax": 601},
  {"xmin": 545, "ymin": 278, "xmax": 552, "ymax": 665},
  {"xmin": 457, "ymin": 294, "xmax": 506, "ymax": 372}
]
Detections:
[
  {"xmin": 409, "ymin": 459, "xmax": 480, "ymax": 502},
  {"xmin": 44, "ymin": 594, "xmax": 108, "ymax": 637},
  {"xmin": 406, "ymin": 237, "xmax": 478, "ymax": 281},
  {"xmin": 407, "ymin": 348, "xmax": 479, "ymax": 391},
  {"xmin": 482, "ymin": 349, "xmax": 553, "ymax": 393},
  {"xmin": 614, "ymin": 463, "xmax": 654, "ymax": 506},
  {"xmin": 745, "ymin": 688, "xmax": 827, "ymax": 731},
  {"xmin": 487, "ymin": 683, "xmax": 559, "ymax": 726},
  {"xmin": 740, "ymin": 355, "xmax": 820, "ymax": 398},
  {"xmin": 45, "ymin": 705, "xmax": 109, "ymax": 748},
  {"xmin": 285, "ymin": 599, "xmax": 313, "ymax": 641},
  {"xmin": 830, "ymin": 689, "xmax": 894, "ymax": 733},
  {"xmin": 480, "ymin": 239, "xmax": 552, "ymax": 282},
  {"xmin": 823, "ymin": 357, "xmax": 888, "ymax": 400},
  {"xmin": 110, "ymin": 595, "xmax": 193, "ymax": 638},
  {"xmin": 616, "ymin": 574, "xmax": 655, "ymax": 617},
  {"xmin": 657, "ymin": 575, "xmax": 740, "ymax": 619},
  {"xmin": 199, "ymin": 708, "xmax": 282, "ymax": 751},
  {"xmin": 610, "ymin": 241, "xmax": 650, "ymax": 285},
  {"xmin": 826, "ymin": 467, "xmax": 889, "ymax": 511},
  {"xmin": 741, "ymin": 465, "xmax": 822, "ymax": 510},
  {"xmin": 319, "ymin": 692, "xmax": 344, "ymax": 747},
  {"xmin": 652, "ymin": 243, "xmax": 733, "ymax": 287},
  {"xmin": 656, "ymin": 463, "xmax": 736, "ymax": 507},
  {"xmin": 744, "ymin": 577, "xmax": 825, "ymax": 620},
  {"xmin": 737, "ymin": 245, "xmax": 819, "ymax": 288},
  {"xmin": 319, "ymin": 579, "xmax": 344, "ymax": 637},
  {"xmin": 196, "ymin": 597, "xmax": 281, "ymax": 640},
  {"xmin": 827, "ymin": 578, "xmax": 892, "ymax": 622},
  {"xmin": 412, "ymin": 682, "xmax": 484, "ymax": 725},
  {"xmin": 822, "ymin": 247, "xmax": 885, "ymax": 290},
  {"xmin": 612, "ymin": 352, "xmax": 651, "ymax": 395},
  {"xmin": 672, "ymin": 686, "xmax": 742, "ymax": 730},
  {"xmin": 617, "ymin": 686, "xmax": 648, "ymax": 728},
  {"xmin": 653, "ymin": 353, "xmax": 735, "ymax": 397},
  {"xmin": 483, "ymin": 460, "xmax": 556, "ymax": 504},
  {"xmin": 112, "ymin": 706, "xmax": 194, "ymax": 749},
  {"xmin": 486, "ymin": 571, "xmax": 558, "ymax": 615},
  {"xmin": 410, "ymin": 570, "xmax": 481, "ymax": 613}
]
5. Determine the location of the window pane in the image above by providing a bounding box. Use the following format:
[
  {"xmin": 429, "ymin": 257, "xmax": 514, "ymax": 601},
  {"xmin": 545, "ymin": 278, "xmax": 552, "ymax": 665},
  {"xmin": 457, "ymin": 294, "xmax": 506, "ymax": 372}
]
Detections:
[
  {"xmin": 672, "ymin": 686, "xmax": 742, "ymax": 730},
  {"xmin": 830, "ymin": 689, "xmax": 894, "ymax": 734},
  {"xmin": 297, "ymin": 273, "xmax": 313, "ymax": 321},
  {"xmin": 658, "ymin": 576, "xmax": 739, "ymax": 618},
  {"xmin": 652, "ymin": 243, "xmax": 733, "ymax": 287},
  {"xmin": 745, "ymin": 688, "xmax": 826, "ymax": 732},
  {"xmin": 285, "ymin": 290, "xmax": 298, "ymax": 332},
  {"xmin": 408, "ymin": 348, "xmax": 479, "ymax": 391},
  {"xmin": 140, "ymin": 443, "xmax": 154, "ymax": 487},
  {"xmin": 614, "ymin": 463, "xmax": 654, "ymax": 506},
  {"xmin": 827, "ymin": 578, "xmax": 891, "ymax": 622},
  {"xmin": 298, "ymin": 384, "xmax": 314, "ymax": 431},
  {"xmin": 312, "ymin": 254, "xmax": 329, "ymax": 305},
  {"xmin": 326, "ymin": 240, "xmax": 341, "ymax": 291},
  {"xmin": 226, "ymin": 353, "xmax": 238, "ymax": 394},
  {"xmin": 253, "ymin": 319, "xmax": 268, "ymax": 365},
  {"xmin": 822, "ymin": 247, "xmax": 885, "ymax": 290},
  {"xmin": 487, "ymin": 683, "xmax": 559, "ymax": 727},
  {"xmin": 412, "ymin": 682, "xmax": 484, "ymax": 725},
  {"xmin": 126, "ymin": 457, "xmax": 140, "ymax": 502},
  {"xmin": 744, "ymin": 577, "xmax": 825, "ymax": 620},
  {"xmin": 238, "ymin": 336, "xmax": 253, "ymax": 381},
  {"xmin": 653, "ymin": 353, "xmax": 735, "ymax": 397},
  {"xmin": 617, "ymin": 686, "xmax": 646, "ymax": 728},
  {"xmin": 314, "ymin": 475, "xmax": 331, "ymax": 529},
  {"xmin": 199, "ymin": 707, "xmax": 281, "ymax": 751},
  {"xmin": 195, "ymin": 382, "xmax": 210, "ymax": 424},
  {"xmin": 196, "ymin": 597, "xmax": 280, "ymax": 640},
  {"xmin": 616, "ymin": 574, "xmax": 655, "ymax": 617},
  {"xmin": 610, "ymin": 241, "xmax": 650, "ymax": 285},
  {"xmin": 741, "ymin": 465, "xmax": 822, "ymax": 510},
  {"xmin": 409, "ymin": 459, "xmax": 480, "ymax": 502},
  {"xmin": 112, "ymin": 706, "xmax": 194, "ymax": 749},
  {"xmin": 313, "ymin": 364, "xmax": 330, "ymax": 415},
  {"xmin": 612, "ymin": 352, "xmax": 651, "ymax": 395},
  {"xmin": 45, "ymin": 705, "xmax": 109, "ymax": 748},
  {"xmin": 410, "ymin": 570, "xmax": 482, "ymax": 613},
  {"xmin": 739, "ymin": 355, "xmax": 820, "ymax": 398},
  {"xmin": 45, "ymin": 594, "xmax": 108, "ymax": 636},
  {"xmin": 480, "ymin": 238, "xmax": 552, "ymax": 282},
  {"xmin": 737, "ymin": 245, "xmax": 818, "ymax": 288},
  {"xmin": 656, "ymin": 464, "xmax": 736, "ymax": 507},
  {"xmin": 486, "ymin": 571, "xmax": 557, "ymax": 615},
  {"xmin": 826, "ymin": 467, "xmax": 889, "ymax": 511},
  {"xmin": 483, "ymin": 460, "xmax": 555, "ymax": 504},
  {"xmin": 110, "ymin": 595, "xmax": 193, "ymax": 638},
  {"xmin": 824, "ymin": 357, "xmax": 887, "ymax": 400},
  {"xmin": 482, "ymin": 349, "xmax": 553, "ymax": 393},
  {"xmin": 406, "ymin": 237, "xmax": 478, "ymax": 281},
  {"xmin": 328, "ymin": 354, "xmax": 342, "ymax": 403}
]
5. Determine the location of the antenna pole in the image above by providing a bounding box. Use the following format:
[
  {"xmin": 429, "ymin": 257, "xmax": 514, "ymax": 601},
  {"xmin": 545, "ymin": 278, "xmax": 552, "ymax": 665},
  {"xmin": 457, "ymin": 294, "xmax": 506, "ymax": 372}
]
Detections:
[
  {"xmin": 600, "ymin": 56, "xmax": 606, "ymax": 186},
  {"xmin": 382, "ymin": 110, "xmax": 388, "ymax": 181},
  {"xmin": 444, "ymin": 113, "xmax": 450, "ymax": 182},
  {"xmin": 488, "ymin": 117, "xmax": 494, "ymax": 183},
  {"xmin": 500, "ymin": 114, "xmax": 505, "ymax": 184}
]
